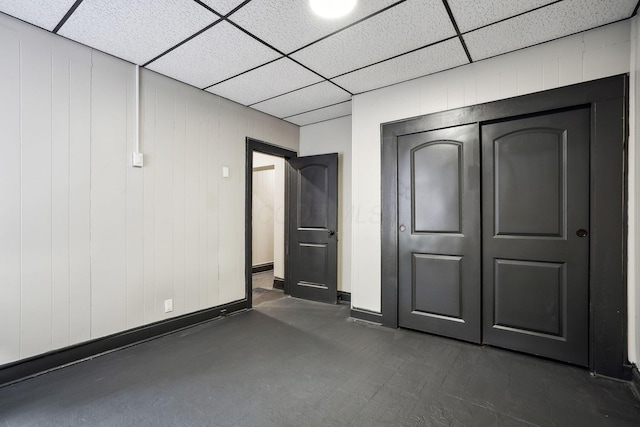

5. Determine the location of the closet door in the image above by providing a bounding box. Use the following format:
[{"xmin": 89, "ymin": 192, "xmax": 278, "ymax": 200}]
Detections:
[
  {"xmin": 397, "ymin": 124, "xmax": 481, "ymax": 343},
  {"xmin": 481, "ymin": 108, "xmax": 590, "ymax": 366}
]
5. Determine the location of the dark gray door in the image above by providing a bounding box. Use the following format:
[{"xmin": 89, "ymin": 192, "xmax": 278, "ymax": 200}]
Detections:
[
  {"xmin": 398, "ymin": 124, "xmax": 481, "ymax": 342},
  {"xmin": 288, "ymin": 153, "xmax": 338, "ymax": 304},
  {"xmin": 482, "ymin": 108, "xmax": 590, "ymax": 366}
]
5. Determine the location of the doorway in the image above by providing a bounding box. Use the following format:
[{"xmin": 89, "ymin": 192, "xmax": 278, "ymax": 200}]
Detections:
[
  {"xmin": 381, "ymin": 75, "xmax": 628, "ymax": 379},
  {"xmin": 245, "ymin": 139, "xmax": 296, "ymax": 308},
  {"xmin": 245, "ymin": 138, "xmax": 340, "ymax": 308},
  {"xmin": 251, "ymin": 151, "xmax": 287, "ymax": 306}
]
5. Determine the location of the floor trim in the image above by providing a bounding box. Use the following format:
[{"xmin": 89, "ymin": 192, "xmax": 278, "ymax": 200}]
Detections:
[
  {"xmin": 0, "ymin": 299, "xmax": 249, "ymax": 387},
  {"xmin": 252, "ymin": 263, "xmax": 274, "ymax": 274},
  {"xmin": 338, "ymin": 291, "xmax": 351, "ymax": 303},
  {"xmin": 273, "ymin": 276, "xmax": 285, "ymax": 290},
  {"xmin": 632, "ymin": 366, "xmax": 640, "ymax": 400},
  {"xmin": 350, "ymin": 307, "xmax": 383, "ymax": 325}
]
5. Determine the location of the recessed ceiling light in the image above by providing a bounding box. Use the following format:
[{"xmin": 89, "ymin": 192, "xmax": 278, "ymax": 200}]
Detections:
[{"xmin": 310, "ymin": 0, "xmax": 357, "ymax": 19}]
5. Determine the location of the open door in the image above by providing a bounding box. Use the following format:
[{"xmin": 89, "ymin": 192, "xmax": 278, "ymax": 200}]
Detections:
[{"xmin": 288, "ymin": 153, "xmax": 338, "ymax": 304}]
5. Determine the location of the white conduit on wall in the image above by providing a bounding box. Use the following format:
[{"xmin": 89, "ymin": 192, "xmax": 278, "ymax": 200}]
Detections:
[{"xmin": 132, "ymin": 65, "xmax": 143, "ymax": 167}]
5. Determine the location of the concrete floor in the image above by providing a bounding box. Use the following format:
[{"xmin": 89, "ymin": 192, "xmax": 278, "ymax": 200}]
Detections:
[
  {"xmin": 252, "ymin": 270, "xmax": 285, "ymax": 306},
  {"xmin": 1, "ymin": 296, "xmax": 639, "ymax": 426}
]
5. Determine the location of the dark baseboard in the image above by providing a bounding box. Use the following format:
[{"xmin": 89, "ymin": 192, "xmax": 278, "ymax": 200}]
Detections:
[
  {"xmin": 0, "ymin": 299, "xmax": 249, "ymax": 388},
  {"xmin": 252, "ymin": 263, "xmax": 274, "ymax": 274},
  {"xmin": 273, "ymin": 277, "xmax": 284, "ymax": 290},
  {"xmin": 632, "ymin": 366, "xmax": 640, "ymax": 400},
  {"xmin": 337, "ymin": 291, "xmax": 351, "ymax": 304},
  {"xmin": 350, "ymin": 307, "xmax": 383, "ymax": 325}
]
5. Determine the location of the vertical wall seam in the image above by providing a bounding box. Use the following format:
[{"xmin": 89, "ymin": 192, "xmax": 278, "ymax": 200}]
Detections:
[
  {"xmin": 19, "ymin": 41, "xmax": 23, "ymax": 359},
  {"xmin": 183, "ymin": 98, "xmax": 187, "ymax": 310},
  {"xmin": 153, "ymin": 87, "xmax": 157, "ymax": 320},
  {"xmin": 88, "ymin": 50, "xmax": 93, "ymax": 339},
  {"xmin": 50, "ymin": 51, "xmax": 54, "ymax": 351},
  {"xmin": 171, "ymin": 92, "xmax": 176, "ymax": 313},
  {"xmin": 67, "ymin": 57, "xmax": 72, "ymax": 346},
  {"xmin": 124, "ymin": 67, "xmax": 129, "ymax": 328}
]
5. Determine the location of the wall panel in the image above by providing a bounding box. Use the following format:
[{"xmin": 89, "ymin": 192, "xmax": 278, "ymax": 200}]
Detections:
[
  {"xmin": 90, "ymin": 51, "xmax": 131, "ymax": 339},
  {"xmin": 0, "ymin": 26, "xmax": 22, "ymax": 363},
  {"xmin": 20, "ymin": 33, "xmax": 53, "ymax": 358},
  {"xmin": 0, "ymin": 13, "xmax": 298, "ymax": 367}
]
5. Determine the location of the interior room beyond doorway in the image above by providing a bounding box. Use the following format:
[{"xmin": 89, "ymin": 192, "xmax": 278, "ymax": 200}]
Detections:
[{"xmin": 251, "ymin": 151, "xmax": 286, "ymax": 306}]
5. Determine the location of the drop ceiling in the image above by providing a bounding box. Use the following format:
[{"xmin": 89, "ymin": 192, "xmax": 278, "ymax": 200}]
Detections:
[{"xmin": 1, "ymin": 0, "xmax": 637, "ymax": 126}]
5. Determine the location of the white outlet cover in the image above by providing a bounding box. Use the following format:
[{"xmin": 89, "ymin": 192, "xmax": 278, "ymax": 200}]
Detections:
[{"xmin": 164, "ymin": 299, "xmax": 173, "ymax": 313}]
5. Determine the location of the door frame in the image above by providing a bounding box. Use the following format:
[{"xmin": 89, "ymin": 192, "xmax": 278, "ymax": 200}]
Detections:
[
  {"xmin": 380, "ymin": 75, "xmax": 629, "ymax": 379},
  {"xmin": 245, "ymin": 138, "xmax": 297, "ymax": 307}
]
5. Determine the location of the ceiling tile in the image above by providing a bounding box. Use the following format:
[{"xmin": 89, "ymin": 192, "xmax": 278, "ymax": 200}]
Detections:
[
  {"xmin": 229, "ymin": 0, "xmax": 399, "ymax": 53},
  {"xmin": 0, "ymin": 0, "xmax": 77, "ymax": 31},
  {"xmin": 58, "ymin": 0, "xmax": 218, "ymax": 65},
  {"xmin": 285, "ymin": 101, "xmax": 352, "ymax": 126},
  {"xmin": 199, "ymin": 0, "xmax": 246, "ymax": 16},
  {"xmin": 464, "ymin": 0, "xmax": 637, "ymax": 61},
  {"xmin": 332, "ymin": 39, "xmax": 468, "ymax": 94},
  {"xmin": 147, "ymin": 21, "xmax": 281, "ymax": 89},
  {"xmin": 251, "ymin": 81, "xmax": 351, "ymax": 118},
  {"xmin": 448, "ymin": 0, "xmax": 557, "ymax": 33},
  {"xmin": 291, "ymin": 0, "xmax": 456, "ymax": 78},
  {"xmin": 207, "ymin": 58, "xmax": 323, "ymax": 106}
]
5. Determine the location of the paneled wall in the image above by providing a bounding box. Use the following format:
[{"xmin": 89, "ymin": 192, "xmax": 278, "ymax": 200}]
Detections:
[
  {"xmin": 252, "ymin": 167, "xmax": 275, "ymax": 266},
  {"xmin": 629, "ymin": 16, "xmax": 640, "ymax": 366},
  {"xmin": 0, "ymin": 14, "xmax": 298, "ymax": 366},
  {"xmin": 300, "ymin": 116, "xmax": 352, "ymax": 293},
  {"xmin": 350, "ymin": 21, "xmax": 631, "ymax": 316}
]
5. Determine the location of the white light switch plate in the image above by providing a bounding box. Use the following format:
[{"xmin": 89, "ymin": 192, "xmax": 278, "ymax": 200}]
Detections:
[
  {"xmin": 132, "ymin": 152, "xmax": 144, "ymax": 168},
  {"xmin": 164, "ymin": 299, "xmax": 173, "ymax": 313},
  {"xmin": 222, "ymin": 166, "xmax": 229, "ymax": 178}
]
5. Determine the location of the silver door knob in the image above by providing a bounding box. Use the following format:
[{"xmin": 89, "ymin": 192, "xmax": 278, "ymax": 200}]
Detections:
[{"xmin": 399, "ymin": 225, "xmax": 406, "ymax": 232}]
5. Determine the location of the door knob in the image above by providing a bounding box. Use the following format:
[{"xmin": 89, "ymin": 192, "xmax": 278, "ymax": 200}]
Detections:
[
  {"xmin": 399, "ymin": 225, "xmax": 406, "ymax": 232},
  {"xmin": 576, "ymin": 229, "xmax": 588, "ymax": 237},
  {"xmin": 328, "ymin": 230, "xmax": 336, "ymax": 237}
]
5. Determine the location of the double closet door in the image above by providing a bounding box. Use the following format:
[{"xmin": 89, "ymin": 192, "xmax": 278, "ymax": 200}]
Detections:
[{"xmin": 398, "ymin": 108, "xmax": 590, "ymax": 366}]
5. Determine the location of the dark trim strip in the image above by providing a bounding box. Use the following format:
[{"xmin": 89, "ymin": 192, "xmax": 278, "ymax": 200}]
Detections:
[
  {"xmin": 203, "ymin": 56, "xmax": 283, "ymax": 91},
  {"xmin": 634, "ymin": 1, "xmax": 640, "ymax": 17},
  {"xmin": 337, "ymin": 291, "xmax": 351, "ymax": 304},
  {"xmin": 632, "ymin": 366, "xmax": 640, "ymax": 400},
  {"xmin": 0, "ymin": 299, "xmax": 248, "ymax": 387},
  {"xmin": 460, "ymin": 0, "xmax": 564, "ymax": 35},
  {"xmin": 142, "ymin": 19, "xmax": 223, "ymax": 67},
  {"xmin": 287, "ymin": 113, "xmax": 353, "ymax": 128},
  {"xmin": 252, "ymin": 262, "xmax": 274, "ymax": 274},
  {"xmin": 280, "ymin": 99, "xmax": 352, "ymax": 119},
  {"xmin": 252, "ymin": 165, "xmax": 275, "ymax": 172},
  {"xmin": 273, "ymin": 277, "xmax": 285, "ymax": 290},
  {"xmin": 350, "ymin": 308, "xmax": 383, "ymax": 325},
  {"xmin": 52, "ymin": 0, "xmax": 84, "ymax": 33},
  {"xmin": 441, "ymin": 0, "xmax": 472, "ymax": 63}
]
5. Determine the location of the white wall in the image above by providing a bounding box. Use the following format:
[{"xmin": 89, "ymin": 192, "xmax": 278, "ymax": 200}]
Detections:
[
  {"xmin": 629, "ymin": 17, "xmax": 640, "ymax": 366},
  {"xmin": 252, "ymin": 166, "xmax": 275, "ymax": 266},
  {"xmin": 252, "ymin": 152, "xmax": 286, "ymax": 279},
  {"xmin": 300, "ymin": 116, "xmax": 352, "ymax": 293},
  {"xmin": 350, "ymin": 20, "xmax": 631, "ymax": 314},
  {"xmin": 0, "ymin": 14, "xmax": 299, "ymax": 366}
]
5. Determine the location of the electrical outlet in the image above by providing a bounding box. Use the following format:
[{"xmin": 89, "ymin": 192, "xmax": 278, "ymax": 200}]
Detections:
[{"xmin": 164, "ymin": 299, "xmax": 173, "ymax": 313}]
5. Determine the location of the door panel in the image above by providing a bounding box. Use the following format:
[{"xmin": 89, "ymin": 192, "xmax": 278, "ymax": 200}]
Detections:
[
  {"xmin": 482, "ymin": 108, "xmax": 589, "ymax": 366},
  {"xmin": 289, "ymin": 153, "xmax": 338, "ymax": 304},
  {"xmin": 398, "ymin": 124, "xmax": 481, "ymax": 343}
]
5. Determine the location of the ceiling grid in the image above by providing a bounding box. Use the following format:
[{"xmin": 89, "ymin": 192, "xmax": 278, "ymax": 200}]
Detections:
[{"xmin": 0, "ymin": 0, "xmax": 636, "ymax": 126}]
